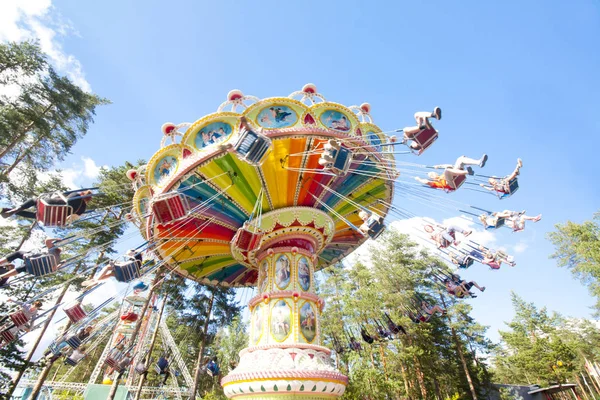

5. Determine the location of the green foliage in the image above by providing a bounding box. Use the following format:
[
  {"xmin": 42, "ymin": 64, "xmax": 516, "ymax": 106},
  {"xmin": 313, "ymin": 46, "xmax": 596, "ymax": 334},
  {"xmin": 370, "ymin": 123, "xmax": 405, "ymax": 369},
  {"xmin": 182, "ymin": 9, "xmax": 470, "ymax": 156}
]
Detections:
[
  {"xmin": 493, "ymin": 292, "xmax": 600, "ymax": 387},
  {"xmin": 319, "ymin": 228, "xmax": 493, "ymax": 399},
  {"xmin": 547, "ymin": 212, "xmax": 600, "ymax": 315},
  {"xmin": 0, "ymin": 40, "xmax": 110, "ymax": 182}
]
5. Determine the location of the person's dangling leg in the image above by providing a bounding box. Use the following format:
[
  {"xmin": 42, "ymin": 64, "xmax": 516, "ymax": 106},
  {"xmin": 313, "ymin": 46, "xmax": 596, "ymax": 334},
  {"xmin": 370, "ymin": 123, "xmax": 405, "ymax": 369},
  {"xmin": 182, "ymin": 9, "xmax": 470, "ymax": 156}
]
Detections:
[
  {"xmin": 454, "ymin": 154, "xmax": 488, "ymax": 170},
  {"xmin": 447, "ymin": 225, "xmax": 472, "ymax": 238},
  {"xmin": 81, "ymin": 264, "xmax": 115, "ymax": 288},
  {"xmin": 402, "ymin": 126, "xmax": 422, "ymax": 141},
  {"xmin": 414, "ymin": 112, "xmax": 433, "ymax": 129},
  {"xmin": 0, "ymin": 251, "xmax": 27, "ymax": 266},
  {"xmin": 521, "ymin": 214, "xmax": 542, "ymax": 223},
  {"xmin": 506, "ymin": 158, "xmax": 523, "ymax": 180}
]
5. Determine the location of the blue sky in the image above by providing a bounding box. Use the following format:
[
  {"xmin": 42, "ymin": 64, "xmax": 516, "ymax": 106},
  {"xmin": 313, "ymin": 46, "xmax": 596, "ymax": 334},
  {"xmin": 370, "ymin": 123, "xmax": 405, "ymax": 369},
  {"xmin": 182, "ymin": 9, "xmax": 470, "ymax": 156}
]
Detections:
[{"xmin": 2, "ymin": 0, "xmax": 599, "ymax": 344}]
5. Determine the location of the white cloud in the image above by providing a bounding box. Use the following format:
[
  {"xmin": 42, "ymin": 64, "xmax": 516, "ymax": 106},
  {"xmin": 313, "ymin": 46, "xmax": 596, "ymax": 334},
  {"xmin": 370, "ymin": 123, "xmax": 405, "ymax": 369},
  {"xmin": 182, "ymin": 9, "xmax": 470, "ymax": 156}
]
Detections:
[
  {"xmin": 61, "ymin": 156, "xmax": 105, "ymax": 189},
  {"xmin": 0, "ymin": 0, "xmax": 91, "ymax": 92},
  {"xmin": 514, "ymin": 241, "xmax": 529, "ymax": 254},
  {"xmin": 345, "ymin": 214, "xmax": 499, "ymax": 268}
]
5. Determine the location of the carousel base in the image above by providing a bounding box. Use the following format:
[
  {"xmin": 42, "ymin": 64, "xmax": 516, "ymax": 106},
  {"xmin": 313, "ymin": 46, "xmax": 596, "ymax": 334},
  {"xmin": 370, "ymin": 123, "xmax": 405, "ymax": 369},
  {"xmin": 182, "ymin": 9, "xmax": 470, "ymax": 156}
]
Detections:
[{"xmin": 222, "ymin": 345, "xmax": 347, "ymax": 398}]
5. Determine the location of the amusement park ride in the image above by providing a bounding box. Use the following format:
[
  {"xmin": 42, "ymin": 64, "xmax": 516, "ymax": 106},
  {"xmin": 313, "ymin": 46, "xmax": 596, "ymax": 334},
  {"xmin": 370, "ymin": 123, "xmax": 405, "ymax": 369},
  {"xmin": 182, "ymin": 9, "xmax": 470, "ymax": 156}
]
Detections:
[{"xmin": 3, "ymin": 83, "xmax": 539, "ymax": 399}]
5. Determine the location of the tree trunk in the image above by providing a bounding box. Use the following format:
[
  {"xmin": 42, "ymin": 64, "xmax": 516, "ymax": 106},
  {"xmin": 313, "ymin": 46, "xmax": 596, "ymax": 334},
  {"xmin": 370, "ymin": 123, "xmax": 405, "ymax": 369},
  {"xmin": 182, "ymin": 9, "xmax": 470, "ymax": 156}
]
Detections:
[
  {"xmin": 440, "ymin": 294, "xmax": 478, "ymax": 400},
  {"xmin": 107, "ymin": 272, "xmax": 164, "ymax": 400},
  {"xmin": 0, "ymin": 102, "xmax": 54, "ymax": 160},
  {"xmin": 133, "ymin": 296, "xmax": 168, "ymax": 400},
  {"xmin": 412, "ymin": 354, "xmax": 428, "ymax": 399},
  {"xmin": 2, "ymin": 122, "xmax": 58, "ymax": 177},
  {"xmin": 399, "ymin": 360, "xmax": 412, "ymax": 400},
  {"xmin": 5, "ymin": 263, "xmax": 81, "ymax": 399},
  {"xmin": 190, "ymin": 290, "xmax": 215, "ymax": 399},
  {"xmin": 28, "ymin": 251, "xmax": 108, "ymax": 400}
]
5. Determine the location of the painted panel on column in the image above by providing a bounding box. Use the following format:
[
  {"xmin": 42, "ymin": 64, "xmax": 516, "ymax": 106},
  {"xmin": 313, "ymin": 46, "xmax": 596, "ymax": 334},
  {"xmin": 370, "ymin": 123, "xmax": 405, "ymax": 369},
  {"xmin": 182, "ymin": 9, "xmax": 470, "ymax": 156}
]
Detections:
[
  {"xmin": 252, "ymin": 304, "xmax": 263, "ymax": 344},
  {"xmin": 274, "ymin": 254, "xmax": 291, "ymax": 290},
  {"xmin": 270, "ymin": 299, "xmax": 292, "ymax": 342},
  {"xmin": 299, "ymin": 301, "xmax": 317, "ymax": 343},
  {"xmin": 259, "ymin": 259, "xmax": 269, "ymax": 293},
  {"xmin": 298, "ymin": 256, "xmax": 311, "ymax": 292}
]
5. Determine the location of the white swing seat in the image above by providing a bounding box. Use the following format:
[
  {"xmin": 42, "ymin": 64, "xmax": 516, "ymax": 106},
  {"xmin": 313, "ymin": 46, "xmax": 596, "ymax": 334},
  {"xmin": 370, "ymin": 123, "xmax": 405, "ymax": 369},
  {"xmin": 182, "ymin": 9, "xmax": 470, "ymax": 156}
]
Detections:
[
  {"xmin": 10, "ymin": 310, "xmax": 29, "ymax": 328},
  {"xmin": 232, "ymin": 222, "xmax": 264, "ymax": 252},
  {"xmin": 233, "ymin": 127, "xmax": 272, "ymax": 166},
  {"xmin": 410, "ymin": 127, "xmax": 438, "ymax": 155},
  {"xmin": 36, "ymin": 197, "xmax": 73, "ymax": 227},
  {"xmin": 152, "ymin": 193, "xmax": 190, "ymax": 225},
  {"xmin": 64, "ymin": 303, "xmax": 87, "ymax": 324},
  {"xmin": 114, "ymin": 261, "xmax": 141, "ymax": 283},
  {"xmin": 25, "ymin": 254, "xmax": 58, "ymax": 277}
]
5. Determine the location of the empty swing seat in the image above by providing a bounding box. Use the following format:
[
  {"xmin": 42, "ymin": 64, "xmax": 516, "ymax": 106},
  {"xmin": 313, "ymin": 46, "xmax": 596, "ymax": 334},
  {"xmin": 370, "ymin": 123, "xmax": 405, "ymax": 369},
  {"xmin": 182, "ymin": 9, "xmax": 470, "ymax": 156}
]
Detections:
[
  {"xmin": 25, "ymin": 254, "xmax": 57, "ymax": 277},
  {"xmin": 410, "ymin": 127, "xmax": 438, "ymax": 155},
  {"xmin": 207, "ymin": 362, "xmax": 220, "ymax": 377},
  {"xmin": 232, "ymin": 223, "xmax": 263, "ymax": 252},
  {"xmin": 66, "ymin": 336, "xmax": 82, "ymax": 349},
  {"xmin": 36, "ymin": 197, "xmax": 73, "ymax": 227},
  {"xmin": 64, "ymin": 304, "xmax": 87, "ymax": 324},
  {"xmin": 0, "ymin": 329, "xmax": 16, "ymax": 343},
  {"xmin": 114, "ymin": 261, "xmax": 141, "ymax": 283},
  {"xmin": 152, "ymin": 193, "xmax": 190, "ymax": 225},
  {"xmin": 233, "ymin": 127, "xmax": 272, "ymax": 166},
  {"xmin": 10, "ymin": 310, "xmax": 29, "ymax": 328}
]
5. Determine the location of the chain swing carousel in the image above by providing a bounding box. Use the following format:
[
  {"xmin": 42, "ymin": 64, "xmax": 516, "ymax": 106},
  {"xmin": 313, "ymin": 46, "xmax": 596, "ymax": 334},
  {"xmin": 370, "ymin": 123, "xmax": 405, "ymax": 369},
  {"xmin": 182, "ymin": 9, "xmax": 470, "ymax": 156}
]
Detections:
[{"xmin": 129, "ymin": 84, "xmax": 397, "ymax": 398}]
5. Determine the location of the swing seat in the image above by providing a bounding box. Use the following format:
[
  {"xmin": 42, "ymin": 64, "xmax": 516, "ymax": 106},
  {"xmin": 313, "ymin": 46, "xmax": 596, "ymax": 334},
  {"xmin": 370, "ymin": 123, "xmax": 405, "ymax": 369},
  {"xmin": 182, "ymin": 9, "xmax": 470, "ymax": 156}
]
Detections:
[
  {"xmin": 233, "ymin": 127, "xmax": 272, "ymax": 166},
  {"xmin": 499, "ymin": 177, "xmax": 519, "ymax": 198},
  {"xmin": 0, "ymin": 329, "xmax": 15, "ymax": 343},
  {"xmin": 363, "ymin": 214, "xmax": 385, "ymax": 239},
  {"xmin": 120, "ymin": 312, "xmax": 139, "ymax": 323},
  {"xmin": 114, "ymin": 261, "xmax": 141, "ymax": 283},
  {"xmin": 66, "ymin": 336, "xmax": 82, "ymax": 349},
  {"xmin": 25, "ymin": 254, "xmax": 57, "ymax": 277},
  {"xmin": 105, "ymin": 356, "xmax": 122, "ymax": 370},
  {"xmin": 65, "ymin": 358, "xmax": 79, "ymax": 367},
  {"xmin": 152, "ymin": 193, "xmax": 190, "ymax": 225},
  {"xmin": 10, "ymin": 310, "xmax": 29, "ymax": 328},
  {"xmin": 459, "ymin": 257, "xmax": 475, "ymax": 269},
  {"xmin": 64, "ymin": 303, "xmax": 87, "ymax": 324},
  {"xmin": 48, "ymin": 343, "xmax": 63, "ymax": 356},
  {"xmin": 410, "ymin": 127, "xmax": 438, "ymax": 155},
  {"xmin": 36, "ymin": 198, "xmax": 73, "ymax": 227},
  {"xmin": 450, "ymin": 174, "xmax": 467, "ymax": 190},
  {"xmin": 323, "ymin": 147, "xmax": 352, "ymax": 176},
  {"xmin": 232, "ymin": 223, "xmax": 264, "ymax": 252}
]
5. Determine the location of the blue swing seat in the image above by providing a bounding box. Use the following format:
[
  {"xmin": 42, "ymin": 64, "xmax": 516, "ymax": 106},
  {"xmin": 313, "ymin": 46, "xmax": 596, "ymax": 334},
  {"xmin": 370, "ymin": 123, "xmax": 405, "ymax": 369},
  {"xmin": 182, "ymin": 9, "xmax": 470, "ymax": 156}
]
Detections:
[
  {"xmin": 65, "ymin": 357, "xmax": 79, "ymax": 367},
  {"xmin": 362, "ymin": 214, "xmax": 385, "ymax": 239},
  {"xmin": 25, "ymin": 254, "xmax": 57, "ymax": 277},
  {"xmin": 66, "ymin": 335, "xmax": 82, "ymax": 349},
  {"xmin": 499, "ymin": 177, "xmax": 519, "ymax": 199},
  {"xmin": 233, "ymin": 127, "xmax": 272, "ymax": 166},
  {"xmin": 114, "ymin": 260, "xmax": 141, "ymax": 283}
]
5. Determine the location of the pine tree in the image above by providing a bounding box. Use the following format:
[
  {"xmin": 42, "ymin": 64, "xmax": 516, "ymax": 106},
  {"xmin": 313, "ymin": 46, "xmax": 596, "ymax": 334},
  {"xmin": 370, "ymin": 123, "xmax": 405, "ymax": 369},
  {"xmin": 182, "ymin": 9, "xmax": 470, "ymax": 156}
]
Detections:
[
  {"xmin": 0, "ymin": 41, "xmax": 109, "ymax": 180},
  {"xmin": 547, "ymin": 212, "xmax": 600, "ymax": 315}
]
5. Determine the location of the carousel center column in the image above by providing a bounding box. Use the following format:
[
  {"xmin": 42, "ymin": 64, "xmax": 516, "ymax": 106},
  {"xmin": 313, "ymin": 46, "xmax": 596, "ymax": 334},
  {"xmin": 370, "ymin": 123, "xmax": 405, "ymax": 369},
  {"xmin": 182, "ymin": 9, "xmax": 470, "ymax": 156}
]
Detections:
[{"xmin": 222, "ymin": 207, "xmax": 348, "ymax": 399}]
